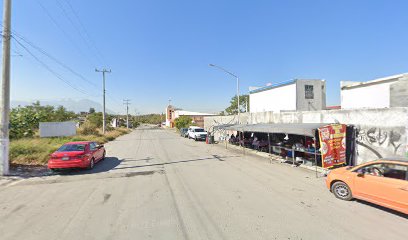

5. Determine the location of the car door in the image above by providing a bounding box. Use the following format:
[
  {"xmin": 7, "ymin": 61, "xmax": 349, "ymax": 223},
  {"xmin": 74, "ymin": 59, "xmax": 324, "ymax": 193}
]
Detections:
[
  {"xmin": 94, "ymin": 142, "xmax": 103, "ymax": 161},
  {"xmin": 89, "ymin": 142, "xmax": 98, "ymax": 161},
  {"xmin": 353, "ymin": 163, "xmax": 408, "ymax": 212}
]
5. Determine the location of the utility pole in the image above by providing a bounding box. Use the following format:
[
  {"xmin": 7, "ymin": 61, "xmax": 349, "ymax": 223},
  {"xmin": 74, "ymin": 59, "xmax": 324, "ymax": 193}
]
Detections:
[
  {"xmin": 0, "ymin": 0, "xmax": 11, "ymax": 176},
  {"xmin": 95, "ymin": 68, "xmax": 111, "ymax": 134},
  {"xmin": 123, "ymin": 99, "xmax": 131, "ymax": 128}
]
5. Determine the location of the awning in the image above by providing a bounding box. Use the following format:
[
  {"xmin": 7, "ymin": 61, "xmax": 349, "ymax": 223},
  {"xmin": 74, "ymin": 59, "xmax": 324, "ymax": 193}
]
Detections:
[
  {"xmin": 217, "ymin": 123, "xmax": 331, "ymax": 137},
  {"xmin": 213, "ymin": 124, "xmax": 236, "ymax": 130}
]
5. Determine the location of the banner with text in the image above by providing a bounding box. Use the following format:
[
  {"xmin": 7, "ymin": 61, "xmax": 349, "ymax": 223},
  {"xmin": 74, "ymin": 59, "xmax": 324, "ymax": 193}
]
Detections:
[{"xmin": 318, "ymin": 124, "xmax": 346, "ymax": 169}]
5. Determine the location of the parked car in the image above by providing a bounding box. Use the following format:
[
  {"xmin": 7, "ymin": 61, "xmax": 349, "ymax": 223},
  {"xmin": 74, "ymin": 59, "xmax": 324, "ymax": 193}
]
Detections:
[
  {"xmin": 188, "ymin": 127, "xmax": 208, "ymax": 141},
  {"xmin": 48, "ymin": 141, "xmax": 106, "ymax": 171},
  {"xmin": 326, "ymin": 158, "xmax": 408, "ymax": 214},
  {"xmin": 180, "ymin": 128, "xmax": 188, "ymax": 137}
]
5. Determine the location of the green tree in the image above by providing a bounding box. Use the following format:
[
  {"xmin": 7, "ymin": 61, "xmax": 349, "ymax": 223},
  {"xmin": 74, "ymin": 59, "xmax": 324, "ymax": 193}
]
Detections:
[
  {"xmin": 87, "ymin": 112, "xmax": 103, "ymax": 127},
  {"xmin": 89, "ymin": 107, "xmax": 96, "ymax": 114},
  {"xmin": 174, "ymin": 116, "xmax": 193, "ymax": 129},
  {"xmin": 53, "ymin": 106, "xmax": 76, "ymax": 122},
  {"xmin": 225, "ymin": 94, "xmax": 249, "ymax": 115},
  {"xmin": 86, "ymin": 112, "xmax": 113, "ymax": 128},
  {"xmin": 10, "ymin": 102, "xmax": 78, "ymax": 139}
]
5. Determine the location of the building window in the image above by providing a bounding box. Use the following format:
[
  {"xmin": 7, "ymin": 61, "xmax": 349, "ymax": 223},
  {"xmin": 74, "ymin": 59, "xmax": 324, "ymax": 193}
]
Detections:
[{"xmin": 305, "ymin": 85, "xmax": 314, "ymax": 99}]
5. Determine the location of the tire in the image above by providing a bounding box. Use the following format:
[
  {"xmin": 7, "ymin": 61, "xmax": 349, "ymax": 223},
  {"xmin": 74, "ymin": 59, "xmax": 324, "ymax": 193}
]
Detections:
[
  {"xmin": 194, "ymin": 137, "xmax": 198, "ymax": 141},
  {"xmin": 88, "ymin": 158, "xmax": 95, "ymax": 170},
  {"xmin": 331, "ymin": 181, "xmax": 353, "ymax": 201}
]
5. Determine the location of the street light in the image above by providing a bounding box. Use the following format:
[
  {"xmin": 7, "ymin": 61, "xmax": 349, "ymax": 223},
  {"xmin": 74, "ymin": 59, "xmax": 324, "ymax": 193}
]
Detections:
[{"xmin": 209, "ymin": 64, "xmax": 240, "ymax": 123}]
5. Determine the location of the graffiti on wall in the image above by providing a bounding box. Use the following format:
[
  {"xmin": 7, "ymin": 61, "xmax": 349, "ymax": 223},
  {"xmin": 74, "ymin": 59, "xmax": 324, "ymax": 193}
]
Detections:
[{"xmin": 356, "ymin": 126, "xmax": 405, "ymax": 160}]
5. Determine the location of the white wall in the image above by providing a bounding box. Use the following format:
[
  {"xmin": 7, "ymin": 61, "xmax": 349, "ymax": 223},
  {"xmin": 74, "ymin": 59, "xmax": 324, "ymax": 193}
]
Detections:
[
  {"xmin": 341, "ymin": 82, "xmax": 393, "ymax": 109},
  {"xmin": 39, "ymin": 122, "xmax": 77, "ymax": 138},
  {"xmin": 250, "ymin": 84, "xmax": 296, "ymax": 113}
]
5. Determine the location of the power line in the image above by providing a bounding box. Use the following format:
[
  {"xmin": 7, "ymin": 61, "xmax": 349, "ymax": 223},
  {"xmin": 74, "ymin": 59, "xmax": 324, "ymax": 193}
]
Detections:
[
  {"xmin": 35, "ymin": 0, "xmax": 97, "ymax": 68},
  {"xmin": 0, "ymin": 22, "xmax": 100, "ymax": 91},
  {"xmin": 13, "ymin": 36, "xmax": 92, "ymax": 96},
  {"xmin": 12, "ymin": 33, "xmax": 99, "ymax": 88},
  {"xmin": 61, "ymin": 0, "xmax": 106, "ymax": 64},
  {"xmin": 55, "ymin": 0, "xmax": 104, "ymax": 65}
]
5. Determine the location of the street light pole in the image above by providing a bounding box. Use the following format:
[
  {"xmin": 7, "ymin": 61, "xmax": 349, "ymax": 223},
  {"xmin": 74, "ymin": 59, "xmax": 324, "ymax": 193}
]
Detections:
[{"xmin": 209, "ymin": 64, "xmax": 240, "ymax": 124}]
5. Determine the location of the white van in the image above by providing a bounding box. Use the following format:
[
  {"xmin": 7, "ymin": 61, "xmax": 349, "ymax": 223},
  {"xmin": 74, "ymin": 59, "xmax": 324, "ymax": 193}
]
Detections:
[{"xmin": 187, "ymin": 127, "xmax": 207, "ymax": 141}]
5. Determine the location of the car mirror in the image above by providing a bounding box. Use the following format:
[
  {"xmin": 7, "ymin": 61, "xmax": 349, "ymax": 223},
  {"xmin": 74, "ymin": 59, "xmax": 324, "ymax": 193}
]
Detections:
[
  {"xmin": 97, "ymin": 145, "xmax": 104, "ymax": 149},
  {"xmin": 357, "ymin": 172, "xmax": 364, "ymax": 177}
]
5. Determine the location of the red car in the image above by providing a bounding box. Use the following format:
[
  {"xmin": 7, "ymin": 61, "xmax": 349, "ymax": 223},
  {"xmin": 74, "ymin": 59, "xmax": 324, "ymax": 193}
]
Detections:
[{"xmin": 48, "ymin": 141, "xmax": 106, "ymax": 171}]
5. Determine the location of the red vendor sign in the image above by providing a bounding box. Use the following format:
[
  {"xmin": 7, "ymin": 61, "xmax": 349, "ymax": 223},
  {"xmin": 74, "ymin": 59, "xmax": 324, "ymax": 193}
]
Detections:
[{"xmin": 318, "ymin": 124, "xmax": 346, "ymax": 169}]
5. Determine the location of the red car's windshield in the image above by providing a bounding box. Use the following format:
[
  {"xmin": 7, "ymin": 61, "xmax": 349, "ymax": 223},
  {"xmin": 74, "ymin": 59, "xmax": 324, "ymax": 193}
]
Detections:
[{"xmin": 57, "ymin": 144, "xmax": 86, "ymax": 152}]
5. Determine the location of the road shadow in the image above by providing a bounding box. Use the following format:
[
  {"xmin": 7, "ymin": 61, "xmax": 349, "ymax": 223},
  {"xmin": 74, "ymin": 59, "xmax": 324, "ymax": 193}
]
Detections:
[
  {"xmin": 55, "ymin": 157, "xmax": 122, "ymax": 176},
  {"xmin": 112, "ymin": 155, "xmax": 240, "ymax": 170},
  {"xmin": 355, "ymin": 199, "xmax": 408, "ymax": 219}
]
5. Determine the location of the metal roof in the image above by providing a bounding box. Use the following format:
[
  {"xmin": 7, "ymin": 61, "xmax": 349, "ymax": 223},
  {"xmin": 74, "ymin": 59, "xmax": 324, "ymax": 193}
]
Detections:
[
  {"xmin": 221, "ymin": 123, "xmax": 331, "ymax": 137},
  {"xmin": 249, "ymin": 80, "xmax": 296, "ymax": 94},
  {"xmin": 341, "ymin": 73, "xmax": 408, "ymax": 90}
]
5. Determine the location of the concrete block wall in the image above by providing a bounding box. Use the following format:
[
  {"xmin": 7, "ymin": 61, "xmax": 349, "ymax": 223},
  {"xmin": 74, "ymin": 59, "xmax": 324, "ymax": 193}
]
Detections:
[
  {"xmin": 204, "ymin": 107, "xmax": 408, "ymax": 164},
  {"xmin": 390, "ymin": 78, "xmax": 408, "ymax": 107}
]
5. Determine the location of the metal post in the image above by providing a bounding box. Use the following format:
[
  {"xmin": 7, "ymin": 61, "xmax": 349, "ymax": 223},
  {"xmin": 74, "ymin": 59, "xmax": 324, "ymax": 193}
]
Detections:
[
  {"xmin": 0, "ymin": 0, "xmax": 11, "ymax": 176},
  {"xmin": 102, "ymin": 71, "xmax": 106, "ymax": 132},
  {"xmin": 237, "ymin": 77, "xmax": 240, "ymax": 124},
  {"xmin": 95, "ymin": 68, "xmax": 111, "ymax": 134},
  {"xmin": 268, "ymin": 133, "xmax": 271, "ymax": 164},
  {"xmin": 314, "ymin": 137, "xmax": 318, "ymax": 178}
]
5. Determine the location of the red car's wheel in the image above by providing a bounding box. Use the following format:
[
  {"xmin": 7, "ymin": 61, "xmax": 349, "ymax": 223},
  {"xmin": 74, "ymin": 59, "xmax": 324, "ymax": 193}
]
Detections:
[{"xmin": 88, "ymin": 158, "xmax": 95, "ymax": 170}]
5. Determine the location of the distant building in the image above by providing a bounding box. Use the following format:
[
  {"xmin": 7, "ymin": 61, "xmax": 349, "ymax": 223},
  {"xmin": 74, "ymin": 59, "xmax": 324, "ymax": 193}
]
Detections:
[
  {"xmin": 165, "ymin": 105, "xmax": 216, "ymax": 128},
  {"xmin": 249, "ymin": 79, "xmax": 326, "ymax": 113},
  {"xmin": 341, "ymin": 73, "xmax": 408, "ymax": 109}
]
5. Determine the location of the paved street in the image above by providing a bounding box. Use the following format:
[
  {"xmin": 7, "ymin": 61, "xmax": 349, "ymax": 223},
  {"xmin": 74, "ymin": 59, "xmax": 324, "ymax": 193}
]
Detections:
[{"xmin": 0, "ymin": 126, "xmax": 407, "ymax": 240}]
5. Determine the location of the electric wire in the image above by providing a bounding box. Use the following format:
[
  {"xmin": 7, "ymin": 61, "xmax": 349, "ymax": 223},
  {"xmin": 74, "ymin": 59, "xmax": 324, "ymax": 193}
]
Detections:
[
  {"xmin": 13, "ymin": 36, "xmax": 95, "ymax": 96},
  {"xmin": 55, "ymin": 0, "xmax": 104, "ymax": 65},
  {"xmin": 13, "ymin": 33, "xmax": 99, "ymax": 88},
  {"xmin": 35, "ymin": 0, "xmax": 97, "ymax": 68},
  {"xmin": 62, "ymin": 0, "xmax": 106, "ymax": 64}
]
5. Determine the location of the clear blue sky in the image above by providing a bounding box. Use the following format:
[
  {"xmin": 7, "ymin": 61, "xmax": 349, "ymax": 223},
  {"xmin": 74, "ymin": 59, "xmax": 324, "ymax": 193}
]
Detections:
[{"xmin": 5, "ymin": 0, "xmax": 408, "ymax": 114}]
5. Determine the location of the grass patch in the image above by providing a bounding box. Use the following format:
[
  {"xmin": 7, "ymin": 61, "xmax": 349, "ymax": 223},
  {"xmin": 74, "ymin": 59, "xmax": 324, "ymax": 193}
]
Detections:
[{"xmin": 10, "ymin": 128, "xmax": 131, "ymax": 166}]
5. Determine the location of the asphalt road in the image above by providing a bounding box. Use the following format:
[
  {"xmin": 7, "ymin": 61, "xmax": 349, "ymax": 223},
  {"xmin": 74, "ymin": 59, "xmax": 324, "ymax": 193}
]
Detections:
[{"xmin": 0, "ymin": 125, "xmax": 407, "ymax": 240}]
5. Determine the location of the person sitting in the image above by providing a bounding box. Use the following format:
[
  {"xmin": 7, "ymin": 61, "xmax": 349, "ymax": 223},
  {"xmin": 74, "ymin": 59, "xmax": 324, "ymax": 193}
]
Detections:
[
  {"xmin": 229, "ymin": 134, "xmax": 236, "ymax": 144},
  {"xmin": 252, "ymin": 136, "xmax": 260, "ymax": 150}
]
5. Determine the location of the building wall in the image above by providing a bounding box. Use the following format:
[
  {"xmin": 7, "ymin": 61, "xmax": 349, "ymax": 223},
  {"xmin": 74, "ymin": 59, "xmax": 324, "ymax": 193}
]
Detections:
[
  {"xmin": 165, "ymin": 106, "xmax": 174, "ymax": 127},
  {"xmin": 341, "ymin": 81, "xmax": 394, "ymax": 109},
  {"xmin": 296, "ymin": 80, "xmax": 326, "ymax": 111},
  {"xmin": 204, "ymin": 108, "xmax": 408, "ymax": 165},
  {"xmin": 250, "ymin": 83, "xmax": 297, "ymax": 113},
  {"xmin": 390, "ymin": 79, "xmax": 408, "ymax": 107},
  {"xmin": 39, "ymin": 121, "xmax": 77, "ymax": 138}
]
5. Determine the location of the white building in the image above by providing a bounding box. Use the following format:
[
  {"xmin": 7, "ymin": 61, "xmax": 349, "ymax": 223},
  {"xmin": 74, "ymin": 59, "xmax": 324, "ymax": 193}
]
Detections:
[
  {"xmin": 341, "ymin": 73, "xmax": 408, "ymax": 109},
  {"xmin": 165, "ymin": 105, "xmax": 216, "ymax": 128},
  {"xmin": 249, "ymin": 79, "xmax": 326, "ymax": 113}
]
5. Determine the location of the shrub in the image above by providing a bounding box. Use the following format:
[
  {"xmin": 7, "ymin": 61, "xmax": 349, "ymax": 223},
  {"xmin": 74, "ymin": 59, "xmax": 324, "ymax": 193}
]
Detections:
[{"xmin": 78, "ymin": 122, "xmax": 100, "ymax": 135}]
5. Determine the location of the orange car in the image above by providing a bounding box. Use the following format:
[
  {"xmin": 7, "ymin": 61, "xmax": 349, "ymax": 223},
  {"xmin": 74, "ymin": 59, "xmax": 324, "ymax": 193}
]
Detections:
[{"xmin": 326, "ymin": 158, "xmax": 408, "ymax": 215}]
